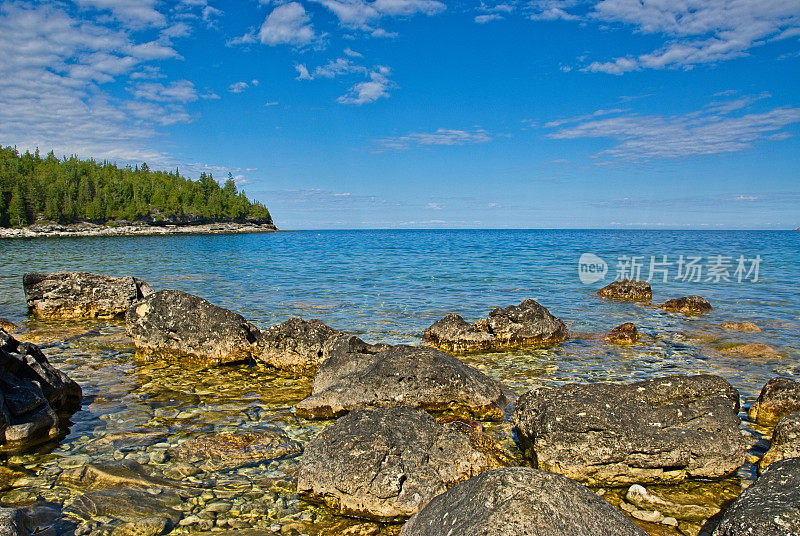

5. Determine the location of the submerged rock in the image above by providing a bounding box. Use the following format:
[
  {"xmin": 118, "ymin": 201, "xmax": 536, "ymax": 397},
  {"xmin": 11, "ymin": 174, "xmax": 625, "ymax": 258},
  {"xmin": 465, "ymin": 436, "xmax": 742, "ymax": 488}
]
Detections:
[
  {"xmin": 0, "ymin": 328, "xmax": 82, "ymax": 452},
  {"xmin": 67, "ymin": 488, "xmax": 182, "ymax": 525},
  {"xmin": 125, "ymin": 290, "xmax": 260, "ymax": 365},
  {"xmin": 23, "ymin": 271, "xmax": 153, "ymax": 319},
  {"xmin": 0, "ymin": 318, "xmax": 18, "ymax": 333},
  {"xmin": 748, "ymin": 377, "xmax": 800, "ymax": 427},
  {"xmin": 712, "ymin": 457, "xmax": 800, "ymax": 536},
  {"xmin": 400, "ymin": 467, "xmax": 648, "ymax": 536},
  {"xmin": 659, "ymin": 296, "xmax": 712, "ymax": 315},
  {"xmin": 513, "ymin": 375, "xmax": 747, "ymax": 486},
  {"xmin": 296, "ymin": 345, "xmax": 508, "ymax": 421},
  {"xmin": 597, "ymin": 279, "xmax": 652, "ymax": 302},
  {"xmin": 604, "ymin": 323, "xmax": 640, "ymax": 344},
  {"xmin": 423, "ymin": 299, "xmax": 568, "ymax": 354},
  {"xmin": 720, "ymin": 322, "xmax": 761, "ymax": 333},
  {"xmin": 759, "ymin": 412, "xmax": 800, "ymax": 472},
  {"xmin": 169, "ymin": 429, "xmax": 302, "ymax": 472},
  {"xmin": 257, "ymin": 319, "xmax": 388, "ymax": 373},
  {"xmin": 724, "ymin": 343, "xmax": 779, "ymax": 358},
  {"xmin": 298, "ymin": 406, "xmax": 506, "ymax": 521}
]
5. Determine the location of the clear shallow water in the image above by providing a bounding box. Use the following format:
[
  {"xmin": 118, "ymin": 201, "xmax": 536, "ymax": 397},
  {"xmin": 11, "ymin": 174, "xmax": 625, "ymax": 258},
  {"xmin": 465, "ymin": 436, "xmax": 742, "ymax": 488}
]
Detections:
[{"xmin": 0, "ymin": 230, "xmax": 798, "ymax": 534}]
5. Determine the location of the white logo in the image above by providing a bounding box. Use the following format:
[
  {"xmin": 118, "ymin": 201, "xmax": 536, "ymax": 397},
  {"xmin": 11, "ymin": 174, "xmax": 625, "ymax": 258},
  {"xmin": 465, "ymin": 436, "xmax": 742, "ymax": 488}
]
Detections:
[{"xmin": 578, "ymin": 253, "xmax": 608, "ymax": 284}]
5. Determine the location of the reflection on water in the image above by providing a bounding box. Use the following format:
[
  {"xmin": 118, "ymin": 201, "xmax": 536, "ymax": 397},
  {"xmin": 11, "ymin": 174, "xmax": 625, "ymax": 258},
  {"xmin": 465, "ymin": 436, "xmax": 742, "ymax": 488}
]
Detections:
[{"xmin": 0, "ymin": 230, "xmax": 798, "ymax": 534}]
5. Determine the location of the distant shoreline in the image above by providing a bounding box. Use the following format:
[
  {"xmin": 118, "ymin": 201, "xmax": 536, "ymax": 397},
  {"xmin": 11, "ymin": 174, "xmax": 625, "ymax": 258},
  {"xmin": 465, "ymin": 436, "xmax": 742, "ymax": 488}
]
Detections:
[{"xmin": 0, "ymin": 221, "xmax": 279, "ymax": 239}]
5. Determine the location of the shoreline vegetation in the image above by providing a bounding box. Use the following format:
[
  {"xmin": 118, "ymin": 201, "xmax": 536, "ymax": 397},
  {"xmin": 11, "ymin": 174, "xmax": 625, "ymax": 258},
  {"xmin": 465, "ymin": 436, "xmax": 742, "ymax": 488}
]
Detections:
[{"xmin": 0, "ymin": 146, "xmax": 276, "ymax": 234}]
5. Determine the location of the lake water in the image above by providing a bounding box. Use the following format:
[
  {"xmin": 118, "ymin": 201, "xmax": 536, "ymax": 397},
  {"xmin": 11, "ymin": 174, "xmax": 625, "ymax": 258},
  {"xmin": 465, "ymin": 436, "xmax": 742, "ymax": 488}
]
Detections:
[{"xmin": 0, "ymin": 229, "xmax": 798, "ymax": 534}]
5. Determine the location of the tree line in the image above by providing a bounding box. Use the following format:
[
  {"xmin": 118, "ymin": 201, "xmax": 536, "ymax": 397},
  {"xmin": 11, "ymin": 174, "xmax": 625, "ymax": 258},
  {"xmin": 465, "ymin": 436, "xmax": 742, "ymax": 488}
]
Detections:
[{"xmin": 0, "ymin": 146, "xmax": 272, "ymax": 228}]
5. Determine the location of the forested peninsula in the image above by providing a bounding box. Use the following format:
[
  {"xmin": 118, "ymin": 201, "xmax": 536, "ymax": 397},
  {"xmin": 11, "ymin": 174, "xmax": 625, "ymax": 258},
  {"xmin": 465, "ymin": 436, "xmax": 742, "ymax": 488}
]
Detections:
[{"xmin": 0, "ymin": 146, "xmax": 275, "ymax": 235}]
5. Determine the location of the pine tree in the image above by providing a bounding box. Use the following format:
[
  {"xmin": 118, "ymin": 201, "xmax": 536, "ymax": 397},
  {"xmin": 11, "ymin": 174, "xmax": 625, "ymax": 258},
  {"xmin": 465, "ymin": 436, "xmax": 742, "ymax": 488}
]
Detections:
[{"xmin": 9, "ymin": 186, "xmax": 28, "ymax": 228}]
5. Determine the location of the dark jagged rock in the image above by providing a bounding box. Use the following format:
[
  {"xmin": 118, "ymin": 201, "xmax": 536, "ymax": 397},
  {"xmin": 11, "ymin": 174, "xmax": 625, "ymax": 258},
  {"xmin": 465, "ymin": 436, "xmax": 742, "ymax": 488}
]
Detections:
[
  {"xmin": 0, "ymin": 328, "xmax": 82, "ymax": 452},
  {"xmin": 125, "ymin": 290, "xmax": 260, "ymax": 365},
  {"xmin": 256, "ymin": 319, "xmax": 389, "ymax": 373},
  {"xmin": 748, "ymin": 377, "xmax": 800, "ymax": 427},
  {"xmin": 400, "ymin": 467, "xmax": 648, "ymax": 536},
  {"xmin": 423, "ymin": 299, "xmax": 567, "ymax": 354},
  {"xmin": 296, "ymin": 345, "xmax": 507, "ymax": 421},
  {"xmin": 23, "ymin": 272, "xmax": 153, "ymax": 320},
  {"xmin": 513, "ymin": 375, "xmax": 747, "ymax": 486},
  {"xmin": 760, "ymin": 412, "xmax": 800, "ymax": 472},
  {"xmin": 659, "ymin": 295, "xmax": 712, "ymax": 315},
  {"xmin": 169, "ymin": 430, "xmax": 302, "ymax": 472},
  {"xmin": 712, "ymin": 457, "xmax": 800, "ymax": 536},
  {"xmin": 0, "ymin": 507, "xmax": 26, "ymax": 536},
  {"xmin": 604, "ymin": 322, "xmax": 640, "ymax": 344},
  {"xmin": 597, "ymin": 279, "xmax": 652, "ymax": 302},
  {"xmin": 298, "ymin": 406, "xmax": 506, "ymax": 521}
]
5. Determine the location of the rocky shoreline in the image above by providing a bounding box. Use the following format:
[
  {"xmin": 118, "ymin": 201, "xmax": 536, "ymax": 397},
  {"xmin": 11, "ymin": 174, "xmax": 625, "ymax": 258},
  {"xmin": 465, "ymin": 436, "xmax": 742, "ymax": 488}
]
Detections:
[
  {"xmin": 0, "ymin": 221, "xmax": 279, "ymax": 239},
  {"xmin": 1, "ymin": 272, "xmax": 798, "ymax": 536}
]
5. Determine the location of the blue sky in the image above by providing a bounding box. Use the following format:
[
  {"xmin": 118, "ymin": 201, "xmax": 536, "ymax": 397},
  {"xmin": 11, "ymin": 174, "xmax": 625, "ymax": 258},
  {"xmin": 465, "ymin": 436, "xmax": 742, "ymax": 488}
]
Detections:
[{"xmin": 1, "ymin": 0, "xmax": 798, "ymax": 229}]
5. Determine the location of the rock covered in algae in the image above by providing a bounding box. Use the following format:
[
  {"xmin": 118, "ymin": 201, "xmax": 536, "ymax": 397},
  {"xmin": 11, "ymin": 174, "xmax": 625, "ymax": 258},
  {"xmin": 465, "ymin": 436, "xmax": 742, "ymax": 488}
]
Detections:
[
  {"xmin": 597, "ymin": 279, "xmax": 652, "ymax": 302},
  {"xmin": 125, "ymin": 289, "xmax": 260, "ymax": 365},
  {"xmin": 423, "ymin": 299, "xmax": 568, "ymax": 354},
  {"xmin": 759, "ymin": 411, "xmax": 800, "ymax": 472},
  {"xmin": 298, "ymin": 406, "xmax": 507, "ymax": 521},
  {"xmin": 748, "ymin": 377, "xmax": 800, "ymax": 427},
  {"xmin": 296, "ymin": 345, "xmax": 508, "ymax": 420},
  {"xmin": 169, "ymin": 429, "xmax": 302, "ymax": 472},
  {"xmin": 659, "ymin": 296, "xmax": 712, "ymax": 315},
  {"xmin": 513, "ymin": 374, "xmax": 747, "ymax": 486},
  {"xmin": 0, "ymin": 327, "xmax": 82, "ymax": 452},
  {"xmin": 400, "ymin": 467, "xmax": 648, "ymax": 536},
  {"xmin": 23, "ymin": 271, "xmax": 152, "ymax": 319},
  {"xmin": 604, "ymin": 322, "xmax": 640, "ymax": 344},
  {"xmin": 713, "ymin": 457, "xmax": 800, "ymax": 536}
]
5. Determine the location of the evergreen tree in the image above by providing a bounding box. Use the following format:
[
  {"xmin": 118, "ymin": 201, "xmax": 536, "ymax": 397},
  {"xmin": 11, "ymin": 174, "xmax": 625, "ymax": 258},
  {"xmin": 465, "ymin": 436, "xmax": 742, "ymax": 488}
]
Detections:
[{"xmin": 9, "ymin": 186, "xmax": 28, "ymax": 228}]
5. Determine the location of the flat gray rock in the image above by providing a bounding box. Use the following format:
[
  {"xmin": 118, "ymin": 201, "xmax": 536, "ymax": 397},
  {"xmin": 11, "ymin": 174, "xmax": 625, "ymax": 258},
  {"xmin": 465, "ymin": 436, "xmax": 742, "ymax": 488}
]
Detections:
[
  {"xmin": 23, "ymin": 271, "xmax": 152, "ymax": 319},
  {"xmin": 296, "ymin": 345, "xmax": 507, "ymax": 420},
  {"xmin": 713, "ymin": 457, "xmax": 800, "ymax": 536},
  {"xmin": 400, "ymin": 467, "xmax": 648, "ymax": 536},
  {"xmin": 423, "ymin": 299, "xmax": 568, "ymax": 354},
  {"xmin": 513, "ymin": 374, "xmax": 748, "ymax": 486},
  {"xmin": 125, "ymin": 289, "xmax": 260, "ymax": 365},
  {"xmin": 298, "ymin": 406, "xmax": 506, "ymax": 521}
]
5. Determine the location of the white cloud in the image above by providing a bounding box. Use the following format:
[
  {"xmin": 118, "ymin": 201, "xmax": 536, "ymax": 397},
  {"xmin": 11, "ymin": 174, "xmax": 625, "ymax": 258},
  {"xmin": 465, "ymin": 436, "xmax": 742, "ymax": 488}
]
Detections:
[
  {"xmin": 547, "ymin": 98, "xmax": 800, "ymax": 160},
  {"xmin": 379, "ymin": 128, "xmax": 493, "ymax": 149},
  {"xmin": 259, "ymin": 2, "xmax": 317, "ymax": 46},
  {"xmin": 296, "ymin": 58, "xmax": 368, "ymax": 80},
  {"xmin": 426, "ymin": 202, "xmax": 443, "ymax": 209},
  {"xmin": 311, "ymin": 0, "xmax": 445, "ymax": 31},
  {"xmin": 344, "ymin": 47, "xmax": 363, "ymax": 57},
  {"xmin": 338, "ymin": 65, "xmax": 393, "ymax": 104},
  {"xmin": 132, "ymin": 80, "xmax": 199, "ymax": 102},
  {"xmin": 74, "ymin": 0, "xmax": 167, "ymax": 28},
  {"xmin": 581, "ymin": 0, "xmax": 800, "ymax": 73},
  {"xmin": 475, "ymin": 14, "xmax": 503, "ymax": 23},
  {"xmin": 229, "ymin": 80, "xmax": 258, "ymax": 93}
]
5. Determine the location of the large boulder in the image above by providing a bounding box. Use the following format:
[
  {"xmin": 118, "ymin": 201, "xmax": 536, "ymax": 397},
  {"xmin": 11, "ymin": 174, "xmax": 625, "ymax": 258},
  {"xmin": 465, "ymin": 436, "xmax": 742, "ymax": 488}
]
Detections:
[
  {"xmin": 298, "ymin": 406, "xmax": 506, "ymax": 521},
  {"xmin": 0, "ymin": 328, "xmax": 82, "ymax": 451},
  {"xmin": 125, "ymin": 290, "xmax": 260, "ymax": 365},
  {"xmin": 400, "ymin": 467, "xmax": 648, "ymax": 536},
  {"xmin": 712, "ymin": 457, "xmax": 800, "ymax": 536},
  {"xmin": 23, "ymin": 272, "xmax": 153, "ymax": 319},
  {"xmin": 296, "ymin": 345, "xmax": 508, "ymax": 421},
  {"xmin": 513, "ymin": 375, "xmax": 747, "ymax": 486},
  {"xmin": 423, "ymin": 299, "xmax": 567, "ymax": 354},
  {"xmin": 0, "ymin": 507, "xmax": 26, "ymax": 536},
  {"xmin": 659, "ymin": 295, "xmax": 712, "ymax": 315},
  {"xmin": 748, "ymin": 377, "xmax": 800, "ymax": 427},
  {"xmin": 759, "ymin": 412, "xmax": 800, "ymax": 472},
  {"xmin": 257, "ymin": 319, "xmax": 388, "ymax": 373},
  {"xmin": 597, "ymin": 279, "xmax": 652, "ymax": 301}
]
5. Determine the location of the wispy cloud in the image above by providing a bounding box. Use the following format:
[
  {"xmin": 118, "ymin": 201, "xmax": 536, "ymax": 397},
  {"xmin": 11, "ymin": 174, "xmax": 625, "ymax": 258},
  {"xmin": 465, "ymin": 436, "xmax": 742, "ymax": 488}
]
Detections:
[
  {"xmin": 311, "ymin": 0, "xmax": 445, "ymax": 33},
  {"xmin": 229, "ymin": 79, "xmax": 259, "ymax": 93},
  {"xmin": 547, "ymin": 97, "xmax": 800, "ymax": 160},
  {"xmin": 338, "ymin": 65, "xmax": 394, "ymax": 105},
  {"xmin": 379, "ymin": 128, "xmax": 493, "ymax": 150}
]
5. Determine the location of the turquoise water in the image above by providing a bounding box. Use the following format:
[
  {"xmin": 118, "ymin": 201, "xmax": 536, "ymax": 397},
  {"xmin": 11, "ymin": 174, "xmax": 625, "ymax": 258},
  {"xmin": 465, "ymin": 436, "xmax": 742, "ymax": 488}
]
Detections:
[
  {"xmin": 1, "ymin": 229, "xmax": 799, "ymax": 398},
  {"xmin": 0, "ymin": 230, "xmax": 799, "ymax": 534}
]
